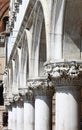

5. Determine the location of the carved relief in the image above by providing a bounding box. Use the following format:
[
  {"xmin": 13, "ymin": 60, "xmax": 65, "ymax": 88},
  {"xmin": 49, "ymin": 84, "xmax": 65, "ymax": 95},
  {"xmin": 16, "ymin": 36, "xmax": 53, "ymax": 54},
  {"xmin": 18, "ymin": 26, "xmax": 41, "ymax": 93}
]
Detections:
[
  {"xmin": 19, "ymin": 88, "xmax": 34, "ymax": 101},
  {"xmin": 44, "ymin": 61, "xmax": 82, "ymax": 86},
  {"xmin": 44, "ymin": 61, "xmax": 81, "ymax": 79},
  {"xmin": 27, "ymin": 79, "xmax": 54, "ymax": 96}
]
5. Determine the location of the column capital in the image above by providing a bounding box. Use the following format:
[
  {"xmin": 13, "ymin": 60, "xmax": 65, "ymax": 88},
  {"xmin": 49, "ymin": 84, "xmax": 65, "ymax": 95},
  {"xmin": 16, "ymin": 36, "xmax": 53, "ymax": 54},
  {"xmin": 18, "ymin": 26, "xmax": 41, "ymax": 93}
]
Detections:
[
  {"xmin": 18, "ymin": 88, "xmax": 34, "ymax": 101},
  {"xmin": 44, "ymin": 60, "xmax": 82, "ymax": 87},
  {"xmin": 27, "ymin": 78, "xmax": 54, "ymax": 96},
  {"xmin": 13, "ymin": 94, "xmax": 23, "ymax": 107},
  {"xmin": 4, "ymin": 98, "xmax": 13, "ymax": 108}
]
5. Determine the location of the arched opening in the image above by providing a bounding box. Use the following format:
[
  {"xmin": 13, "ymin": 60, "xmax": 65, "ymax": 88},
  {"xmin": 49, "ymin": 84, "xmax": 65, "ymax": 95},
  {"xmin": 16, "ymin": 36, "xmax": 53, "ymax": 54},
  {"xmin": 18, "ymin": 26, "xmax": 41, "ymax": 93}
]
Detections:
[{"xmin": 31, "ymin": 3, "xmax": 47, "ymax": 78}]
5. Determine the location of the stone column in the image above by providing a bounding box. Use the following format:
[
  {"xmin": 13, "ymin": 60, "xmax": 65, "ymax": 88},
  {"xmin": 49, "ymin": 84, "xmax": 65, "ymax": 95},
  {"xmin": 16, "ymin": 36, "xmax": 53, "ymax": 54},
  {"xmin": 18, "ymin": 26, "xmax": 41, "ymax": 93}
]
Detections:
[
  {"xmin": 24, "ymin": 90, "xmax": 34, "ymax": 130},
  {"xmin": 17, "ymin": 103, "xmax": 24, "ymax": 130},
  {"xmin": 55, "ymin": 85, "xmax": 80, "ymax": 130},
  {"xmin": 12, "ymin": 102, "xmax": 17, "ymax": 130},
  {"xmin": 28, "ymin": 79, "xmax": 54, "ymax": 130},
  {"xmin": 45, "ymin": 61, "xmax": 82, "ymax": 130},
  {"xmin": 14, "ymin": 95, "xmax": 24, "ymax": 130},
  {"xmin": 8, "ymin": 105, "xmax": 13, "ymax": 130}
]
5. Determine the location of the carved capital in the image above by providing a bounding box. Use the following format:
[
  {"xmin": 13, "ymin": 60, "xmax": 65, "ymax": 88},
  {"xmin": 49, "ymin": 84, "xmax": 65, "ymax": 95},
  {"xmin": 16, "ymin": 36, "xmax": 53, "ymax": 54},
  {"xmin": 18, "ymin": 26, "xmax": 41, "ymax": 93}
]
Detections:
[
  {"xmin": 18, "ymin": 88, "xmax": 29, "ymax": 96},
  {"xmin": 18, "ymin": 88, "xmax": 34, "ymax": 101},
  {"xmin": 27, "ymin": 78, "xmax": 54, "ymax": 96},
  {"xmin": 4, "ymin": 98, "xmax": 12, "ymax": 107},
  {"xmin": 13, "ymin": 94, "xmax": 23, "ymax": 106},
  {"xmin": 44, "ymin": 61, "xmax": 82, "ymax": 86},
  {"xmin": 44, "ymin": 61, "xmax": 80, "ymax": 78}
]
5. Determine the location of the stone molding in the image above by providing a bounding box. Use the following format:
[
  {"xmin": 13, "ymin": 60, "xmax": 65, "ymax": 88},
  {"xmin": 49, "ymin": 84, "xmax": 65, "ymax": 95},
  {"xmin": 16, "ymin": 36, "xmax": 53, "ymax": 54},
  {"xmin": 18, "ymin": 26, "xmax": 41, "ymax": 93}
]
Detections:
[
  {"xmin": 44, "ymin": 61, "xmax": 82, "ymax": 86},
  {"xmin": 27, "ymin": 78, "xmax": 54, "ymax": 96}
]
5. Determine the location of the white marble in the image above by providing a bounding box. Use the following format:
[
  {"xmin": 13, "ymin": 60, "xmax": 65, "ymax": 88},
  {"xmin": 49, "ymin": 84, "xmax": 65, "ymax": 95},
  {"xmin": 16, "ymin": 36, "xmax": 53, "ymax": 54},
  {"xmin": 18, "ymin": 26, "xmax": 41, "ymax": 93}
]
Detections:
[
  {"xmin": 12, "ymin": 104, "xmax": 17, "ymax": 130},
  {"xmin": 17, "ymin": 103, "xmax": 24, "ymax": 130},
  {"xmin": 35, "ymin": 96, "xmax": 52, "ymax": 130},
  {"xmin": 24, "ymin": 100, "xmax": 34, "ymax": 130},
  {"xmin": 8, "ymin": 107, "xmax": 13, "ymax": 130},
  {"xmin": 55, "ymin": 87, "xmax": 80, "ymax": 130}
]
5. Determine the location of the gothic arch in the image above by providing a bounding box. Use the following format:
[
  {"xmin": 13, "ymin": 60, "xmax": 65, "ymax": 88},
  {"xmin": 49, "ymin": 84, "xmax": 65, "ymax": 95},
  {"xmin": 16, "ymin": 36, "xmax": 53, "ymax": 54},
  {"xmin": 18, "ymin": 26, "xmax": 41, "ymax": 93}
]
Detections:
[{"xmin": 31, "ymin": 2, "xmax": 47, "ymax": 78}]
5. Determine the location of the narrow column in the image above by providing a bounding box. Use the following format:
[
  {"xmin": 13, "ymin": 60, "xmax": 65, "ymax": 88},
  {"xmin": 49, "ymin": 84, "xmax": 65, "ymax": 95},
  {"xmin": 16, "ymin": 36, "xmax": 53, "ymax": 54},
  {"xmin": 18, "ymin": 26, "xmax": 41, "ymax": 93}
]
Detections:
[
  {"xmin": 29, "ymin": 79, "xmax": 54, "ymax": 130},
  {"xmin": 17, "ymin": 100, "xmax": 24, "ymax": 130},
  {"xmin": 8, "ymin": 105, "xmax": 13, "ymax": 130},
  {"xmin": 12, "ymin": 102, "xmax": 17, "ymax": 130},
  {"xmin": 55, "ymin": 86, "xmax": 80, "ymax": 130},
  {"xmin": 24, "ymin": 91, "xmax": 34, "ymax": 130}
]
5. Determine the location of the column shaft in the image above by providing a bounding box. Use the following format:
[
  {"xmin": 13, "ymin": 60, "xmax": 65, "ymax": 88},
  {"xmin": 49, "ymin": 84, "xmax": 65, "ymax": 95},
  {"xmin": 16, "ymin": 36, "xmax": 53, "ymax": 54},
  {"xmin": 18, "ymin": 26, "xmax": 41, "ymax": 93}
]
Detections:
[
  {"xmin": 17, "ymin": 103, "xmax": 24, "ymax": 130},
  {"xmin": 55, "ymin": 87, "xmax": 80, "ymax": 130},
  {"xmin": 24, "ymin": 100, "xmax": 34, "ymax": 130},
  {"xmin": 12, "ymin": 104, "xmax": 17, "ymax": 130},
  {"xmin": 35, "ymin": 96, "xmax": 52, "ymax": 130},
  {"xmin": 8, "ymin": 106, "xmax": 13, "ymax": 130}
]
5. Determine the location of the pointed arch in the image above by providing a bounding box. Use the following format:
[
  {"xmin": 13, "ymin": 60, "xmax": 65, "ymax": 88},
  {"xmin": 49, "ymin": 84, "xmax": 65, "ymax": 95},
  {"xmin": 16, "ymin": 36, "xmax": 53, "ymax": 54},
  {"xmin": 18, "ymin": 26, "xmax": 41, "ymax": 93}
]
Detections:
[{"xmin": 30, "ymin": 1, "xmax": 47, "ymax": 78}]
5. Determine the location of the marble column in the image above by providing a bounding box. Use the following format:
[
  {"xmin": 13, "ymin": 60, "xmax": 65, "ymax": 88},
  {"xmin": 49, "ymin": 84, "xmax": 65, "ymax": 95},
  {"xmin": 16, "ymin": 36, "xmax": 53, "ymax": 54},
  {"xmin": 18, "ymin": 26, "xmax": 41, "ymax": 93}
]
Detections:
[
  {"xmin": 12, "ymin": 102, "xmax": 17, "ymax": 130},
  {"xmin": 44, "ymin": 61, "xmax": 82, "ymax": 130},
  {"xmin": 28, "ymin": 79, "xmax": 54, "ymax": 130},
  {"xmin": 55, "ymin": 86, "xmax": 80, "ymax": 130},
  {"xmin": 17, "ymin": 100, "xmax": 24, "ymax": 130},
  {"xmin": 35, "ymin": 94, "xmax": 52, "ymax": 130},
  {"xmin": 24, "ymin": 91, "xmax": 34, "ymax": 130},
  {"xmin": 8, "ymin": 105, "xmax": 13, "ymax": 130}
]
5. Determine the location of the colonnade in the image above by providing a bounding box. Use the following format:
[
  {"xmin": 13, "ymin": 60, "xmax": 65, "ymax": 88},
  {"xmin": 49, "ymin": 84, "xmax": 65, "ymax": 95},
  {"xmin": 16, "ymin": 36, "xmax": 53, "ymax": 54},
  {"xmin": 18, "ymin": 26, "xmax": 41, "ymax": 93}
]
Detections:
[
  {"xmin": 3, "ymin": 61, "xmax": 82, "ymax": 130},
  {"xmin": 3, "ymin": 0, "xmax": 82, "ymax": 130}
]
